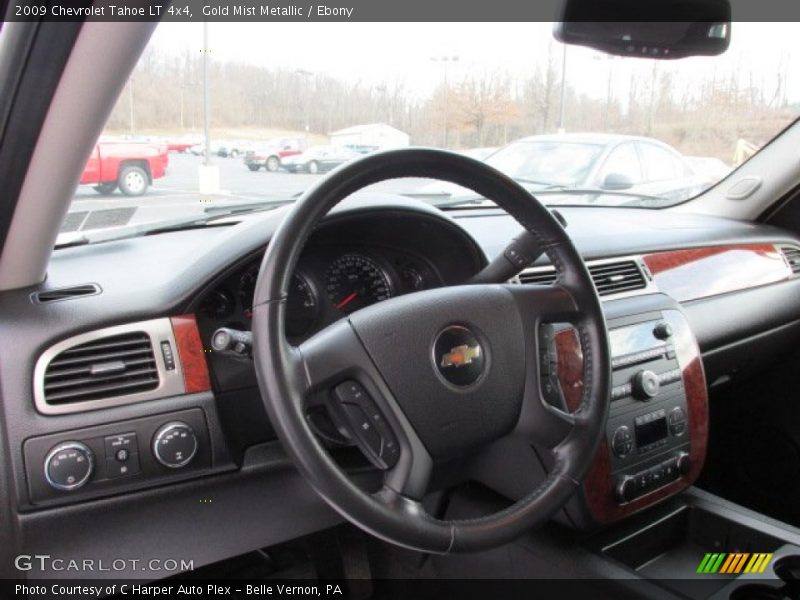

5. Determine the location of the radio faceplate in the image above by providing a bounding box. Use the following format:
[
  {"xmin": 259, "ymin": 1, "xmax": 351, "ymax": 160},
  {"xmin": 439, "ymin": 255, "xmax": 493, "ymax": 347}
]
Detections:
[{"xmin": 604, "ymin": 314, "xmax": 692, "ymax": 504}]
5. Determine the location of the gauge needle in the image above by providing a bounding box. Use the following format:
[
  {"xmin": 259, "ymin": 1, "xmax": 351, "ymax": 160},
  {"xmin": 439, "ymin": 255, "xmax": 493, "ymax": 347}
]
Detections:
[{"xmin": 336, "ymin": 291, "xmax": 358, "ymax": 310}]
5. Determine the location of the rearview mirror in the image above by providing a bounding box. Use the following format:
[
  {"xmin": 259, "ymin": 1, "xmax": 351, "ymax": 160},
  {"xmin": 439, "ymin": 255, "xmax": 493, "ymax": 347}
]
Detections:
[
  {"xmin": 602, "ymin": 173, "xmax": 634, "ymax": 190},
  {"xmin": 553, "ymin": 0, "xmax": 731, "ymax": 59}
]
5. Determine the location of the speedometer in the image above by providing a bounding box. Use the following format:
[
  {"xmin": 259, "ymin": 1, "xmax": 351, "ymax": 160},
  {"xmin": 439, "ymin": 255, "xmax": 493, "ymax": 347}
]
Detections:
[{"xmin": 326, "ymin": 254, "xmax": 392, "ymax": 314}]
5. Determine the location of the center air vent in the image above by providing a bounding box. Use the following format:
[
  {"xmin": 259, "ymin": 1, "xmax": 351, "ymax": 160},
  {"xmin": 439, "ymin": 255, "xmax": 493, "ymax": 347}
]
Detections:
[
  {"xmin": 587, "ymin": 260, "xmax": 647, "ymax": 296},
  {"xmin": 780, "ymin": 246, "xmax": 800, "ymax": 275},
  {"xmin": 518, "ymin": 257, "xmax": 648, "ymax": 297},
  {"xmin": 42, "ymin": 332, "xmax": 159, "ymax": 405}
]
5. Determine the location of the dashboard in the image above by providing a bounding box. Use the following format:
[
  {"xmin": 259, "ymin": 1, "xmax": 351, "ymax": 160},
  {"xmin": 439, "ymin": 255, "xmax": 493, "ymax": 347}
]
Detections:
[{"xmin": 5, "ymin": 196, "xmax": 800, "ymax": 577}]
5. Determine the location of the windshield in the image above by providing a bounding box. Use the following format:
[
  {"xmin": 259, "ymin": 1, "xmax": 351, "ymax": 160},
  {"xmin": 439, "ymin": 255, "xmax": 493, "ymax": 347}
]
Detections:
[
  {"xmin": 485, "ymin": 141, "xmax": 605, "ymax": 187},
  {"xmin": 55, "ymin": 22, "xmax": 800, "ymax": 244}
]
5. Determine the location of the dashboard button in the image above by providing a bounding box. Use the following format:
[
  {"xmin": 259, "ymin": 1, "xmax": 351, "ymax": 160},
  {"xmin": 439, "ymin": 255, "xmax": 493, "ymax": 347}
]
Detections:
[
  {"xmin": 104, "ymin": 432, "xmax": 138, "ymax": 457},
  {"xmin": 106, "ymin": 452, "xmax": 140, "ymax": 478},
  {"xmin": 611, "ymin": 425, "xmax": 633, "ymax": 458}
]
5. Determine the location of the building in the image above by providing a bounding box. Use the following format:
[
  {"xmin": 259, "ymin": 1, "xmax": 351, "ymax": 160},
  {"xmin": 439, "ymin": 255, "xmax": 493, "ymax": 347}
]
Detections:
[{"xmin": 329, "ymin": 123, "xmax": 410, "ymax": 152}]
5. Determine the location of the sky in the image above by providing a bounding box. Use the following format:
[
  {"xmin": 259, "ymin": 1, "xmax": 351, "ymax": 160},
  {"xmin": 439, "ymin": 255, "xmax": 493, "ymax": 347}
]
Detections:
[{"xmin": 148, "ymin": 22, "xmax": 800, "ymax": 105}]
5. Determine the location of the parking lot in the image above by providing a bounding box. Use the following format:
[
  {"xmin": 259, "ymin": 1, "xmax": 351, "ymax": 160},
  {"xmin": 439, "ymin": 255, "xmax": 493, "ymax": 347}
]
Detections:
[{"xmin": 69, "ymin": 153, "xmax": 431, "ymax": 223}]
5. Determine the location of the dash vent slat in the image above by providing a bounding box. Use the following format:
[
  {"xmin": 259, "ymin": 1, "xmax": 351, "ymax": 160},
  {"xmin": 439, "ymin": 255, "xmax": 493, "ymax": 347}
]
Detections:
[
  {"xmin": 519, "ymin": 259, "xmax": 647, "ymax": 297},
  {"xmin": 780, "ymin": 246, "xmax": 800, "ymax": 275},
  {"xmin": 42, "ymin": 332, "xmax": 159, "ymax": 406}
]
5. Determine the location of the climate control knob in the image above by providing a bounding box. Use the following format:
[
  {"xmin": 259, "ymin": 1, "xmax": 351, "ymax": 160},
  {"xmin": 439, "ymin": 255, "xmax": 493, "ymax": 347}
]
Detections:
[
  {"xmin": 44, "ymin": 441, "xmax": 94, "ymax": 491},
  {"xmin": 615, "ymin": 475, "xmax": 637, "ymax": 503},
  {"xmin": 633, "ymin": 370, "xmax": 660, "ymax": 400},
  {"xmin": 152, "ymin": 421, "xmax": 198, "ymax": 469}
]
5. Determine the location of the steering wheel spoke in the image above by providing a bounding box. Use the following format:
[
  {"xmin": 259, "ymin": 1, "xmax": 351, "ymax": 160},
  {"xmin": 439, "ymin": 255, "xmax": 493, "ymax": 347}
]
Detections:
[
  {"xmin": 295, "ymin": 319, "xmax": 433, "ymax": 499},
  {"xmin": 505, "ymin": 282, "xmax": 581, "ymax": 325}
]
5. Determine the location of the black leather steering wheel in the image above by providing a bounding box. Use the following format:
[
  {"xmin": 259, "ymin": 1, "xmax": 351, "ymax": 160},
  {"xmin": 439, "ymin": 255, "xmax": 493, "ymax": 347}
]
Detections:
[{"xmin": 252, "ymin": 148, "xmax": 610, "ymax": 553}]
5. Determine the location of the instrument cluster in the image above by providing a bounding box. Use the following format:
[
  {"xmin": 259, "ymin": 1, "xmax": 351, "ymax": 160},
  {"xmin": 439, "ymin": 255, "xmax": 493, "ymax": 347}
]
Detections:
[{"xmin": 198, "ymin": 244, "xmax": 442, "ymax": 343}]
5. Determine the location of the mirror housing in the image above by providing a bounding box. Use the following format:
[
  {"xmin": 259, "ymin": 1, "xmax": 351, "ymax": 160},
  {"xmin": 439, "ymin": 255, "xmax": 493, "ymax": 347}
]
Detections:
[
  {"xmin": 554, "ymin": 0, "xmax": 731, "ymax": 59},
  {"xmin": 602, "ymin": 173, "xmax": 635, "ymax": 190}
]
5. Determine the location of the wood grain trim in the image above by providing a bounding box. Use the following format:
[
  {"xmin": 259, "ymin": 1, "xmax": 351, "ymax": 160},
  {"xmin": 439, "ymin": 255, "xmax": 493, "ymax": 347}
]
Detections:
[
  {"xmin": 554, "ymin": 328, "xmax": 584, "ymax": 413},
  {"xmin": 579, "ymin": 309, "xmax": 708, "ymax": 525},
  {"xmin": 170, "ymin": 314, "xmax": 211, "ymax": 394},
  {"xmin": 642, "ymin": 243, "xmax": 791, "ymax": 302}
]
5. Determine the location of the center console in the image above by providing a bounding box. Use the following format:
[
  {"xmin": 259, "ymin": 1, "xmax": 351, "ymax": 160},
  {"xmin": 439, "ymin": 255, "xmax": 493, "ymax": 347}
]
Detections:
[
  {"xmin": 554, "ymin": 295, "xmax": 709, "ymax": 529},
  {"xmin": 605, "ymin": 314, "xmax": 693, "ymax": 504}
]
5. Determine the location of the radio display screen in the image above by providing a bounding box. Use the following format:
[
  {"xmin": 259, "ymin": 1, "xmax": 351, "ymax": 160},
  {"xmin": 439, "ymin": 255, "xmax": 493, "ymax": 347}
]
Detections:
[
  {"xmin": 609, "ymin": 321, "xmax": 662, "ymax": 357},
  {"xmin": 635, "ymin": 417, "xmax": 668, "ymax": 447}
]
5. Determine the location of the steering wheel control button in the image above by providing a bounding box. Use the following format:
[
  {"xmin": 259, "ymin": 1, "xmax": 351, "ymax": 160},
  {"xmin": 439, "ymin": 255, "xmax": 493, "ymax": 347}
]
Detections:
[
  {"xmin": 611, "ymin": 425, "xmax": 633, "ymax": 458},
  {"xmin": 333, "ymin": 381, "xmax": 399, "ymax": 469},
  {"xmin": 44, "ymin": 442, "xmax": 94, "ymax": 491},
  {"xmin": 633, "ymin": 370, "xmax": 660, "ymax": 400},
  {"xmin": 152, "ymin": 421, "xmax": 198, "ymax": 469},
  {"xmin": 432, "ymin": 325, "xmax": 486, "ymax": 388}
]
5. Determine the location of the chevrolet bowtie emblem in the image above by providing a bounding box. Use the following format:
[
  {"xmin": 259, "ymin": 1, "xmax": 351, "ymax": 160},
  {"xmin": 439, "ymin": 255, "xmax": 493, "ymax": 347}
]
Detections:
[{"xmin": 440, "ymin": 344, "xmax": 481, "ymax": 368}]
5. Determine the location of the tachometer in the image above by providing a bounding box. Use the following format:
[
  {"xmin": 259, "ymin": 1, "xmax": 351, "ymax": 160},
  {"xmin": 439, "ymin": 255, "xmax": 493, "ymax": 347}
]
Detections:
[
  {"xmin": 326, "ymin": 254, "xmax": 392, "ymax": 314},
  {"xmin": 237, "ymin": 266, "xmax": 259, "ymax": 316},
  {"xmin": 200, "ymin": 289, "xmax": 235, "ymax": 319},
  {"xmin": 238, "ymin": 267, "xmax": 319, "ymax": 336},
  {"xmin": 286, "ymin": 273, "xmax": 319, "ymax": 339}
]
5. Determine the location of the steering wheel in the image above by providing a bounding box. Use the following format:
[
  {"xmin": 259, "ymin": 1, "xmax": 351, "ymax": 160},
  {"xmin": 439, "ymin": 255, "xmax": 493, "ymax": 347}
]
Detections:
[{"xmin": 251, "ymin": 148, "xmax": 610, "ymax": 553}]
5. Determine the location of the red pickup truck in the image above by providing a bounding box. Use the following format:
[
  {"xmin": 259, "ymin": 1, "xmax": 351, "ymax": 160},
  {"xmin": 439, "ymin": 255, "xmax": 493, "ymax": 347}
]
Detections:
[{"xmin": 81, "ymin": 142, "xmax": 169, "ymax": 196}]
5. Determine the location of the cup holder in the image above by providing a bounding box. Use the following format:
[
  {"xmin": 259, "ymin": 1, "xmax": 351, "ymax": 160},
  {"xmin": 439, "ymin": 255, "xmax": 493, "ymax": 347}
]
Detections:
[
  {"xmin": 729, "ymin": 584, "xmax": 788, "ymax": 600},
  {"xmin": 774, "ymin": 556, "xmax": 800, "ymax": 582}
]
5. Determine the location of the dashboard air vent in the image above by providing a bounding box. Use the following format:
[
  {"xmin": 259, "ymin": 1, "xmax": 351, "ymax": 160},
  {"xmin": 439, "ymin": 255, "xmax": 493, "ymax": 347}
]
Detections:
[
  {"xmin": 780, "ymin": 246, "xmax": 800, "ymax": 275},
  {"xmin": 518, "ymin": 269, "xmax": 558, "ymax": 285},
  {"xmin": 32, "ymin": 284, "xmax": 101, "ymax": 304},
  {"xmin": 43, "ymin": 332, "xmax": 159, "ymax": 405},
  {"xmin": 588, "ymin": 260, "xmax": 647, "ymax": 296},
  {"xmin": 518, "ymin": 259, "xmax": 647, "ymax": 297}
]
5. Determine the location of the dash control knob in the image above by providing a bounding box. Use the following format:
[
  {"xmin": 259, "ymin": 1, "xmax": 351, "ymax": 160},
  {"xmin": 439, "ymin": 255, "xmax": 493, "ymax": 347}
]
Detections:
[
  {"xmin": 653, "ymin": 321, "xmax": 674, "ymax": 340},
  {"xmin": 633, "ymin": 370, "xmax": 660, "ymax": 400},
  {"xmin": 676, "ymin": 451, "xmax": 692, "ymax": 476},
  {"xmin": 615, "ymin": 475, "xmax": 637, "ymax": 503},
  {"xmin": 44, "ymin": 441, "xmax": 94, "ymax": 491},
  {"xmin": 152, "ymin": 421, "xmax": 198, "ymax": 469}
]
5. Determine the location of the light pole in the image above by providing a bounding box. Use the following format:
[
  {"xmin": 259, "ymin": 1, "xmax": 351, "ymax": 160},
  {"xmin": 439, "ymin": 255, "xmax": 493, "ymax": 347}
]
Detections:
[
  {"xmin": 128, "ymin": 76, "xmax": 135, "ymax": 135},
  {"xmin": 431, "ymin": 55, "xmax": 459, "ymax": 148},
  {"xmin": 179, "ymin": 81, "xmax": 197, "ymax": 130},
  {"xmin": 198, "ymin": 21, "xmax": 219, "ymax": 196},
  {"xmin": 592, "ymin": 54, "xmax": 615, "ymax": 124},
  {"xmin": 296, "ymin": 69, "xmax": 314, "ymax": 133},
  {"xmin": 558, "ymin": 44, "xmax": 567, "ymax": 133},
  {"xmin": 202, "ymin": 21, "xmax": 211, "ymax": 166}
]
